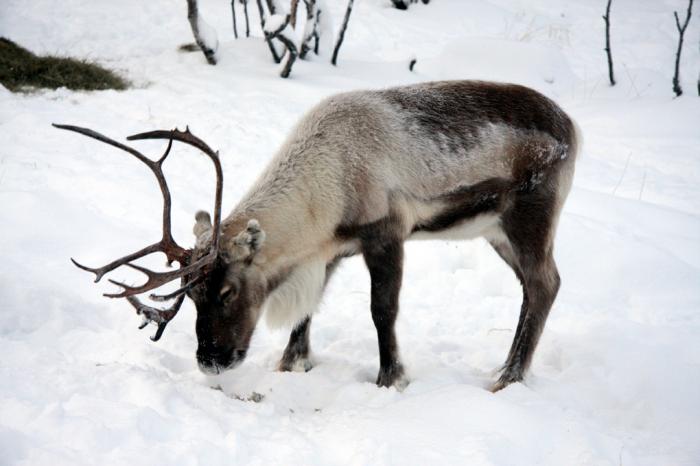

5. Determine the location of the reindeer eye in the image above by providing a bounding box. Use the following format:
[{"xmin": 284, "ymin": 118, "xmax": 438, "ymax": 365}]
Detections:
[{"xmin": 219, "ymin": 279, "xmax": 240, "ymax": 302}]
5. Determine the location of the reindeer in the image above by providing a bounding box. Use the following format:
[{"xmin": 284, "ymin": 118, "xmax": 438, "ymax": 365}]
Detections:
[{"xmin": 57, "ymin": 80, "xmax": 580, "ymax": 391}]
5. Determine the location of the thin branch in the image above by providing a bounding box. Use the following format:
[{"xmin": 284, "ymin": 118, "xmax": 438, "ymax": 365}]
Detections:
[
  {"xmin": 602, "ymin": 0, "xmax": 615, "ymax": 86},
  {"xmin": 231, "ymin": 0, "xmax": 238, "ymax": 38},
  {"xmin": 242, "ymin": 0, "xmax": 250, "ymax": 37},
  {"xmin": 313, "ymin": 10, "xmax": 321, "ymax": 54},
  {"xmin": 332, "ymin": 0, "xmax": 354, "ymax": 66},
  {"xmin": 672, "ymin": 0, "xmax": 694, "ymax": 96},
  {"xmin": 290, "ymin": 0, "xmax": 300, "ymax": 28}
]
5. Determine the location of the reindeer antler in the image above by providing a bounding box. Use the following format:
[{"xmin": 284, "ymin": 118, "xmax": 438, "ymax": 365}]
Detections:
[{"xmin": 54, "ymin": 123, "xmax": 224, "ymax": 340}]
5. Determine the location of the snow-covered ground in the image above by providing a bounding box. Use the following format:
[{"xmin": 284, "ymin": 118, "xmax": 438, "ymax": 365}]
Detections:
[{"xmin": 1, "ymin": 0, "xmax": 699, "ymax": 464}]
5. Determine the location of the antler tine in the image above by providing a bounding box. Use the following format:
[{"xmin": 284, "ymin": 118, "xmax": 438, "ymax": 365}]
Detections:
[
  {"xmin": 127, "ymin": 128, "xmax": 224, "ymax": 253},
  {"xmin": 55, "ymin": 123, "xmax": 189, "ymax": 281},
  {"xmin": 126, "ymin": 294, "xmax": 186, "ymax": 341},
  {"xmin": 101, "ymin": 249, "xmax": 217, "ymax": 298},
  {"xmin": 149, "ymin": 276, "xmax": 203, "ymax": 302},
  {"xmin": 70, "ymin": 242, "xmax": 163, "ymax": 283},
  {"xmin": 53, "ymin": 124, "xmax": 155, "ymax": 166},
  {"xmin": 128, "ymin": 128, "xmax": 218, "ymax": 158}
]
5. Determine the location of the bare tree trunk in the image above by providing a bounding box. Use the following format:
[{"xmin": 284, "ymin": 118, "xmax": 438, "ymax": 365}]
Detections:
[
  {"xmin": 242, "ymin": 0, "xmax": 250, "ymax": 37},
  {"xmin": 231, "ymin": 0, "xmax": 238, "ymax": 38},
  {"xmin": 672, "ymin": 0, "xmax": 694, "ymax": 97},
  {"xmin": 332, "ymin": 0, "xmax": 354, "ymax": 66},
  {"xmin": 602, "ymin": 0, "xmax": 615, "ymax": 86},
  {"xmin": 187, "ymin": 0, "xmax": 217, "ymax": 65}
]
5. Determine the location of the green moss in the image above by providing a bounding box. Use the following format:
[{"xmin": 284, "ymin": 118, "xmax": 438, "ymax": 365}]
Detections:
[{"xmin": 0, "ymin": 37, "xmax": 128, "ymax": 92}]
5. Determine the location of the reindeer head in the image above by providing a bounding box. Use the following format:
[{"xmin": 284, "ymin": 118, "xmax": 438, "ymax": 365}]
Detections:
[
  {"xmin": 55, "ymin": 123, "xmax": 265, "ymax": 374},
  {"xmin": 188, "ymin": 214, "xmax": 268, "ymax": 374}
]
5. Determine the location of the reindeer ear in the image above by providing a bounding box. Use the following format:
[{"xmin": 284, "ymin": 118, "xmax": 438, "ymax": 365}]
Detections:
[
  {"xmin": 244, "ymin": 219, "xmax": 265, "ymax": 252},
  {"xmin": 193, "ymin": 210, "xmax": 212, "ymax": 247},
  {"xmin": 229, "ymin": 219, "xmax": 266, "ymax": 262}
]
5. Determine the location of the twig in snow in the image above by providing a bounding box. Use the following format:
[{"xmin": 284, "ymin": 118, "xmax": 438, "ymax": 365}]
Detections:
[
  {"xmin": 332, "ymin": 0, "xmax": 354, "ymax": 66},
  {"xmin": 638, "ymin": 167, "xmax": 647, "ymax": 201},
  {"xmin": 612, "ymin": 151, "xmax": 632, "ymax": 197},
  {"xmin": 672, "ymin": 0, "xmax": 694, "ymax": 96},
  {"xmin": 622, "ymin": 63, "xmax": 641, "ymax": 98},
  {"xmin": 602, "ymin": 0, "xmax": 615, "ymax": 86}
]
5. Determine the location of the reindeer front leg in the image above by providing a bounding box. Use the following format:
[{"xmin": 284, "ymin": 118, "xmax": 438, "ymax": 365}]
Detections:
[
  {"xmin": 278, "ymin": 259, "xmax": 340, "ymax": 372},
  {"xmin": 278, "ymin": 315, "xmax": 313, "ymax": 372},
  {"xmin": 362, "ymin": 233, "xmax": 407, "ymax": 389}
]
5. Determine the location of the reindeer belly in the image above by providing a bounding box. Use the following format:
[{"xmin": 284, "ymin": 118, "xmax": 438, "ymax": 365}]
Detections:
[{"xmin": 409, "ymin": 211, "xmax": 501, "ymax": 241}]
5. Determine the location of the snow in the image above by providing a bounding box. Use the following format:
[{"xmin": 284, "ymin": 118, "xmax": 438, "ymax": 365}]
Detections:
[
  {"xmin": 264, "ymin": 14, "xmax": 288, "ymax": 34},
  {"xmin": 1, "ymin": 0, "xmax": 699, "ymax": 465}
]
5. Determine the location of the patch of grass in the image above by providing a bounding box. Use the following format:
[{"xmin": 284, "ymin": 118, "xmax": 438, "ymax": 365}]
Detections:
[{"xmin": 0, "ymin": 37, "xmax": 128, "ymax": 92}]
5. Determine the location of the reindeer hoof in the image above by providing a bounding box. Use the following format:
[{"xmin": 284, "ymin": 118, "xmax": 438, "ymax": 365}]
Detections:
[
  {"xmin": 278, "ymin": 356, "xmax": 313, "ymax": 373},
  {"xmin": 376, "ymin": 363, "xmax": 408, "ymax": 390},
  {"xmin": 490, "ymin": 369, "xmax": 522, "ymax": 392}
]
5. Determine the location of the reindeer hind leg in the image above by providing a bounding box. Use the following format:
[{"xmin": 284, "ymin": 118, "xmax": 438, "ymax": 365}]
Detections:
[
  {"xmin": 489, "ymin": 237, "xmax": 528, "ymax": 371},
  {"xmin": 491, "ymin": 187, "xmax": 561, "ymax": 392}
]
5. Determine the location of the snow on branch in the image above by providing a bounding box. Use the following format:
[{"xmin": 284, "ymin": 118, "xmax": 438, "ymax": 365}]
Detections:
[
  {"xmin": 255, "ymin": 1, "xmax": 298, "ymax": 78},
  {"xmin": 255, "ymin": 0, "xmax": 283, "ymax": 63},
  {"xmin": 300, "ymin": 0, "xmax": 322, "ymax": 59},
  {"xmin": 269, "ymin": 16, "xmax": 299, "ymax": 78}
]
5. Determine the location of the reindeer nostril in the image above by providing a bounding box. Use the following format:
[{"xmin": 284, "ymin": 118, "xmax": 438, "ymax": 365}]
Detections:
[{"xmin": 234, "ymin": 349, "xmax": 247, "ymax": 361}]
